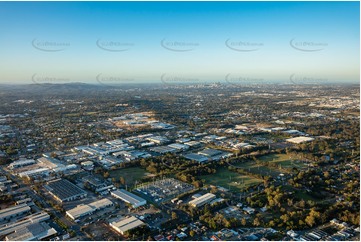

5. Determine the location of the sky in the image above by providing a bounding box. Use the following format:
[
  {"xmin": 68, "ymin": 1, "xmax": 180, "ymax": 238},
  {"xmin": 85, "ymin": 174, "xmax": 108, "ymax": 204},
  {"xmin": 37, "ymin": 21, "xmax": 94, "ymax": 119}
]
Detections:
[{"xmin": 0, "ymin": 1, "xmax": 359, "ymax": 85}]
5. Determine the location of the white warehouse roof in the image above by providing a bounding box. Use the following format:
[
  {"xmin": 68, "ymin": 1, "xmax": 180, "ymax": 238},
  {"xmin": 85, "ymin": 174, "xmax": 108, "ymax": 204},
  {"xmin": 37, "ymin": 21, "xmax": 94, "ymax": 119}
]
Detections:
[
  {"xmin": 286, "ymin": 136, "xmax": 315, "ymax": 144},
  {"xmin": 189, "ymin": 193, "xmax": 216, "ymax": 207},
  {"xmin": 111, "ymin": 189, "xmax": 146, "ymax": 208},
  {"xmin": 109, "ymin": 216, "xmax": 145, "ymax": 235}
]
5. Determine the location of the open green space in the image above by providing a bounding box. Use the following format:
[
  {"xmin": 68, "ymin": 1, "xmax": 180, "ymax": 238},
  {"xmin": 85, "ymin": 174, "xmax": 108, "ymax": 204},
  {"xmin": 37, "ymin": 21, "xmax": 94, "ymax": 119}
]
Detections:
[
  {"xmin": 294, "ymin": 190, "xmax": 318, "ymax": 201},
  {"xmin": 258, "ymin": 154, "xmax": 307, "ymax": 169},
  {"xmin": 235, "ymin": 154, "xmax": 307, "ymax": 177},
  {"xmin": 199, "ymin": 167, "xmax": 263, "ymax": 192},
  {"xmin": 109, "ymin": 167, "xmax": 149, "ymax": 186},
  {"xmin": 234, "ymin": 161, "xmax": 283, "ymax": 177}
]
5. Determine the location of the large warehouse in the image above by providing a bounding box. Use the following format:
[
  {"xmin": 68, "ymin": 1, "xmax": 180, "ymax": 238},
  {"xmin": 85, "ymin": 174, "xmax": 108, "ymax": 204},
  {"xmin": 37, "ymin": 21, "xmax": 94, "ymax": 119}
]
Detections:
[
  {"xmin": 5, "ymin": 222, "xmax": 57, "ymax": 241},
  {"xmin": 109, "ymin": 216, "xmax": 145, "ymax": 235},
  {"xmin": 111, "ymin": 189, "xmax": 146, "ymax": 208},
  {"xmin": 0, "ymin": 212, "xmax": 50, "ymax": 237},
  {"xmin": 66, "ymin": 198, "xmax": 113, "ymax": 220},
  {"xmin": 286, "ymin": 136, "xmax": 315, "ymax": 144},
  {"xmin": 189, "ymin": 193, "xmax": 216, "ymax": 207},
  {"xmin": 0, "ymin": 203, "xmax": 31, "ymax": 222},
  {"xmin": 45, "ymin": 179, "xmax": 87, "ymax": 203}
]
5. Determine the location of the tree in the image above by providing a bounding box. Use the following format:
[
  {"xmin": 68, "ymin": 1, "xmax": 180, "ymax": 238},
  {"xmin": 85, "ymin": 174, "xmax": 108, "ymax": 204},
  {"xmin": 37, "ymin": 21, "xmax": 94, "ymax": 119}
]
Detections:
[
  {"xmin": 241, "ymin": 218, "xmax": 247, "ymax": 226},
  {"xmin": 280, "ymin": 214, "xmax": 290, "ymax": 224},
  {"xmin": 305, "ymin": 209, "xmax": 320, "ymax": 227},
  {"xmin": 253, "ymin": 217, "xmax": 261, "ymax": 227},
  {"xmin": 171, "ymin": 211, "xmax": 178, "ymax": 220},
  {"xmin": 103, "ymin": 171, "xmax": 110, "ymax": 179},
  {"xmin": 119, "ymin": 176, "xmax": 125, "ymax": 185},
  {"xmin": 189, "ymin": 230, "xmax": 195, "ymax": 237},
  {"xmin": 305, "ymin": 215, "xmax": 316, "ymax": 227}
]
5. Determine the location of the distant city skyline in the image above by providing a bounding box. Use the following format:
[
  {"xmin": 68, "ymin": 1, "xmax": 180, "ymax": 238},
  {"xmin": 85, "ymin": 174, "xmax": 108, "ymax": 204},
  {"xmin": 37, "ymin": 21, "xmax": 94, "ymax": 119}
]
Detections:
[{"xmin": 0, "ymin": 1, "xmax": 359, "ymax": 84}]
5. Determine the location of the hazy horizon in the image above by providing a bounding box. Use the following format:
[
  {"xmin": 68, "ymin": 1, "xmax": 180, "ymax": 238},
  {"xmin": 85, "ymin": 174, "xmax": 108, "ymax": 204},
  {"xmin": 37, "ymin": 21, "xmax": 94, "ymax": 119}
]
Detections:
[{"xmin": 0, "ymin": 1, "xmax": 359, "ymax": 85}]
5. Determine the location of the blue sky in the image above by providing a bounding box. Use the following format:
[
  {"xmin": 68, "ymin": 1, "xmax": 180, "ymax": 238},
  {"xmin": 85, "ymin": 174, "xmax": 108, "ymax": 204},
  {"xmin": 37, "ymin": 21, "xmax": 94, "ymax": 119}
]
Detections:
[{"xmin": 0, "ymin": 1, "xmax": 359, "ymax": 84}]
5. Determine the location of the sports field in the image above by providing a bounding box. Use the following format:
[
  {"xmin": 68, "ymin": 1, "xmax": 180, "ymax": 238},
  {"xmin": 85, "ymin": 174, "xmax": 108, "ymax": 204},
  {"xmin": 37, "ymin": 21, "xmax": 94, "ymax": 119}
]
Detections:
[
  {"xmin": 200, "ymin": 167, "xmax": 263, "ymax": 192},
  {"xmin": 233, "ymin": 154, "xmax": 307, "ymax": 177},
  {"xmin": 258, "ymin": 154, "xmax": 307, "ymax": 169}
]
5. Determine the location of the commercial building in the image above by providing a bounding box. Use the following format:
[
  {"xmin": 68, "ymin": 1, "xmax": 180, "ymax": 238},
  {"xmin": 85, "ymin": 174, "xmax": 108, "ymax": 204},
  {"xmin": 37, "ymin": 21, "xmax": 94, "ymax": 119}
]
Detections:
[
  {"xmin": 286, "ymin": 136, "xmax": 315, "ymax": 144},
  {"xmin": 0, "ymin": 203, "xmax": 31, "ymax": 222},
  {"xmin": 109, "ymin": 216, "xmax": 145, "ymax": 235},
  {"xmin": 189, "ymin": 193, "xmax": 216, "ymax": 207},
  {"xmin": 111, "ymin": 189, "xmax": 146, "ymax": 208},
  {"xmin": 45, "ymin": 179, "xmax": 87, "ymax": 203},
  {"xmin": 66, "ymin": 198, "xmax": 113, "ymax": 220}
]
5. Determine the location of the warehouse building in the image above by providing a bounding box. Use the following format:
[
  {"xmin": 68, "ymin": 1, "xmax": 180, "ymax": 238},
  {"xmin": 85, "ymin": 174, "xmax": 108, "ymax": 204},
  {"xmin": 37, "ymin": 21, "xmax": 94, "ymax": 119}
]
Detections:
[
  {"xmin": 0, "ymin": 212, "xmax": 50, "ymax": 237},
  {"xmin": 146, "ymin": 136, "xmax": 170, "ymax": 144},
  {"xmin": 111, "ymin": 189, "xmax": 146, "ymax": 208},
  {"xmin": 168, "ymin": 143, "xmax": 189, "ymax": 151},
  {"xmin": 149, "ymin": 146, "xmax": 177, "ymax": 154},
  {"xmin": 8, "ymin": 159, "xmax": 36, "ymax": 169},
  {"xmin": 18, "ymin": 167, "xmax": 50, "ymax": 178},
  {"xmin": 66, "ymin": 198, "xmax": 113, "ymax": 220},
  {"xmin": 45, "ymin": 179, "xmax": 87, "ymax": 203},
  {"xmin": 5, "ymin": 222, "xmax": 57, "ymax": 241},
  {"xmin": 0, "ymin": 203, "xmax": 31, "ymax": 222},
  {"xmin": 286, "ymin": 136, "xmax": 315, "ymax": 144},
  {"xmin": 37, "ymin": 157, "xmax": 63, "ymax": 169},
  {"xmin": 183, "ymin": 153, "xmax": 209, "ymax": 163},
  {"xmin": 109, "ymin": 216, "xmax": 145, "ymax": 235},
  {"xmin": 198, "ymin": 148, "xmax": 222, "ymax": 157},
  {"xmin": 189, "ymin": 193, "xmax": 216, "ymax": 207}
]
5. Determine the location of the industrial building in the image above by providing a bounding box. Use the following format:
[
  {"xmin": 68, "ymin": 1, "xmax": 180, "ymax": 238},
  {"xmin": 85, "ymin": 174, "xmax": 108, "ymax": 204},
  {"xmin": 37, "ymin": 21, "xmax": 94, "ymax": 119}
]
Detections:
[
  {"xmin": 111, "ymin": 189, "xmax": 146, "ymax": 208},
  {"xmin": 109, "ymin": 216, "xmax": 145, "ymax": 235},
  {"xmin": 189, "ymin": 193, "xmax": 216, "ymax": 207},
  {"xmin": 66, "ymin": 198, "xmax": 113, "ymax": 220},
  {"xmin": 286, "ymin": 136, "xmax": 315, "ymax": 144},
  {"xmin": 37, "ymin": 157, "xmax": 63, "ymax": 169},
  {"xmin": 184, "ymin": 141, "xmax": 201, "ymax": 147},
  {"xmin": 149, "ymin": 146, "xmax": 177, "ymax": 154},
  {"xmin": 5, "ymin": 222, "xmax": 57, "ymax": 241},
  {"xmin": 0, "ymin": 203, "xmax": 31, "ymax": 222},
  {"xmin": 45, "ymin": 179, "xmax": 87, "ymax": 203},
  {"xmin": 81, "ymin": 161, "xmax": 94, "ymax": 170},
  {"xmin": 168, "ymin": 143, "xmax": 189, "ymax": 151},
  {"xmin": 183, "ymin": 153, "xmax": 209, "ymax": 163},
  {"xmin": 18, "ymin": 167, "xmax": 50, "ymax": 178},
  {"xmin": 146, "ymin": 136, "xmax": 170, "ymax": 144},
  {"xmin": 198, "ymin": 148, "xmax": 222, "ymax": 157},
  {"xmin": 0, "ymin": 212, "xmax": 50, "ymax": 237},
  {"xmin": 8, "ymin": 159, "xmax": 36, "ymax": 169}
]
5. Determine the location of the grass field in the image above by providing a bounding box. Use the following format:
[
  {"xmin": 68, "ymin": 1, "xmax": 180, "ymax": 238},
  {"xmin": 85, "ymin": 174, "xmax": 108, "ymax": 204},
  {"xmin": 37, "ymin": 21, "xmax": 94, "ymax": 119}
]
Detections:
[
  {"xmin": 109, "ymin": 167, "xmax": 149, "ymax": 186},
  {"xmin": 234, "ymin": 154, "xmax": 307, "ymax": 177},
  {"xmin": 258, "ymin": 154, "xmax": 307, "ymax": 169},
  {"xmin": 200, "ymin": 167, "xmax": 263, "ymax": 192}
]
